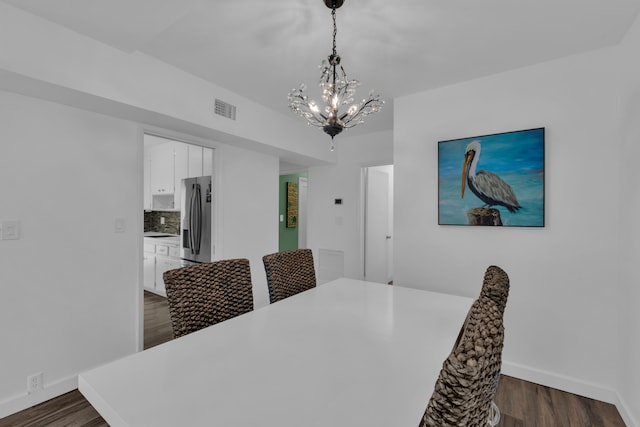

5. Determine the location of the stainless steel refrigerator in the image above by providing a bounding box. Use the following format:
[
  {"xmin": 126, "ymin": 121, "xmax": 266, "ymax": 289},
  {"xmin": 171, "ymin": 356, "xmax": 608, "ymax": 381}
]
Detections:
[{"xmin": 180, "ymin": 176, "xmax": 212, "ymax": 263}]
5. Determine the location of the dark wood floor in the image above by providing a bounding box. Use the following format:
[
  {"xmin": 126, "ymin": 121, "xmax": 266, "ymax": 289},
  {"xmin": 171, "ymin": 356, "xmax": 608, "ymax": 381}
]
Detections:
[{"xmin": 0, "ymin": 291, "xmax": 626, "ymax": 427}]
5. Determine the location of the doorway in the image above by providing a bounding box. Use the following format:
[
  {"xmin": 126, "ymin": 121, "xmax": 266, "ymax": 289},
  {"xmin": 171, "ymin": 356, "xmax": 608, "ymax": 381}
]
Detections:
[
  {"xmin": 141, "ymin": 132, "xmax": 216, "ymax": 350},
  {"xmin": 278, "ymin": 172, "xmax": 308, "ymax": 251},
  {"xmin": 363, "ymin": 165, "xmax": 394, "ymax": 284}
]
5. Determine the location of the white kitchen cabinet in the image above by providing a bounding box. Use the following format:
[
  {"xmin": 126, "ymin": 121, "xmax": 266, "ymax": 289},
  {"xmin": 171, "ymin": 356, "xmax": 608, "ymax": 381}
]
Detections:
[
  {"xmin": 143, "ymin": 158, "xmax": 152, "ymax": 210},
  {"xmin": 144, "ymin": 237, "xmax": 181, "ymax": 297},
  {"xmin": 174, "ymin": 144, "xmax": 188, "ymax": 210},
  {"xmin": 155, "ymin": 255, "xmax": 182, "ymax": 296},
  {"xmin": 149, "ymin": 144, "xmax": 174, "ymax": 196},
  {"xmin": 203, "ymin": 147, "xmax": 213, "ymax": 176},
  {"xmin": 187, "ymin": 145, "xmax": 214, "ymax": 178},
  {"xmin": 144, "ymin": 139, "xmax": 213, "ymax": 211},
  {"xmin": 143, "ymin": 251, "xmax": 155, "ymax": 290},
  {"xmin": 187, "ymin": 145, "xmax": 202, "ymax": 178},
  {"xmin": 143, "ymin": 239, "xmax": 156, "ymax": 292}
]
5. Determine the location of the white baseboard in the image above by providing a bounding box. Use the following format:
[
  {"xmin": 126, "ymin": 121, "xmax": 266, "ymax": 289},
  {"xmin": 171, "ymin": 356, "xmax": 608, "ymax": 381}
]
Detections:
[
  {"xmin": 502, "ymin": 361, "xmax": 639, "ymax": 427},
  {"xmin": 0, "ymin": 375, "xmax": 77, "ymax": 419},
  {"xmin": 615, "ymin": 391, "xmax": 639, "ymax": 427},
  {"xmin": 502, "ymin": 361, "xmax": 617, "ymax": 403}
]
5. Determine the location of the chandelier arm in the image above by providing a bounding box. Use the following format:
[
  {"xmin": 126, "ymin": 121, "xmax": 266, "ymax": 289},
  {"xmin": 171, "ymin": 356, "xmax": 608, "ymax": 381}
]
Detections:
[{"xmin": 343, "ymin": 98, "xmax": 383, "ymax": 127}]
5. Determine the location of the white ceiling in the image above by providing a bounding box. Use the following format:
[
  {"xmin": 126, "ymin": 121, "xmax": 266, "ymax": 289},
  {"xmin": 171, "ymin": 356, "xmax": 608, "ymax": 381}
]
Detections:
[{"xmin": 3, "ymin": 0, "xmax": 640, "ymax": 137}]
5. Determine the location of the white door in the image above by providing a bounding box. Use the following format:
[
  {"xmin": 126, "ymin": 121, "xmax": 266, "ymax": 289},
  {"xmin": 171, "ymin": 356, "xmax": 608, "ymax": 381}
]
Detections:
[{"xmin": 365, "ymin": 167, "xmax": 392, "ymax": 284}]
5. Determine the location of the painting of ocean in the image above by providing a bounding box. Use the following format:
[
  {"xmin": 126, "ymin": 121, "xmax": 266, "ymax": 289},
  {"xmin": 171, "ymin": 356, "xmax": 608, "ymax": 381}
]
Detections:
[{"xmin": 438, "ymin": 127, "xmax": 545, "ymax": 227}]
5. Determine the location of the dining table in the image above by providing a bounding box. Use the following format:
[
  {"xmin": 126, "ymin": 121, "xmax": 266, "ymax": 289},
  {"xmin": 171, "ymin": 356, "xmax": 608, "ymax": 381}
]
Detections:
[{"xmin": 78, "ymin": 277, "xmax": 473, "ymax": 427}]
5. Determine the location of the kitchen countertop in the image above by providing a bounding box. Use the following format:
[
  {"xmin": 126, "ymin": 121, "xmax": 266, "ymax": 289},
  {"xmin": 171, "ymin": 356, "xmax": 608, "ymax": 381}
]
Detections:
[{"xmin": 143, "ymin": 232, "xmax": 180, "ymax": 245}]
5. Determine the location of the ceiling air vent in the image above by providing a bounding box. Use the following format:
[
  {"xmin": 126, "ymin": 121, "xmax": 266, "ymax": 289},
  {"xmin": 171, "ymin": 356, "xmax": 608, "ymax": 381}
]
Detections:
[{"xmin": 214, "ymin": 99, "xmax": 237, "ymax": 120}]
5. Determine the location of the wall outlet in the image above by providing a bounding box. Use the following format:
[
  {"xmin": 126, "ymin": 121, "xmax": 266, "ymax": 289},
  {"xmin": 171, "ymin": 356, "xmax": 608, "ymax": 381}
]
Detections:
[
  {"xmin": 160, "ymin": 216, "xmax": 166, "ymax": 225},
  {"xmin": 27, "ymin": 372, "xmax": 43, "ymax": 394}
]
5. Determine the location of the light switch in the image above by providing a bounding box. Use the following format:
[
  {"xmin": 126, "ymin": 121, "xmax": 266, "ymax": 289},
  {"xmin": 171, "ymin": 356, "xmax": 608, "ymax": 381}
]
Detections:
[
  {"xmin": 0, "ymin": 220, "xmax": 21, "ymax": 240},
  {"xmin": 279, "ymin": 214, "xmax": 284, "ymax": 222},
  {"xmin": 114, "ymin": 218, "xmax": 126, "ymax": 233}
]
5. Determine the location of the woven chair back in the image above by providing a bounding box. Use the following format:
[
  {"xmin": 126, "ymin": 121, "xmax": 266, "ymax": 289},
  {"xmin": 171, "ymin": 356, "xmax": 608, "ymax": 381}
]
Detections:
[
  {"xmin": 262, "ymin": 249, "xmax": 316, "ymax": 304},
  {"xmin": 420, "ymin": 265, "xmax": 510, "ymax": 427},
  {"xmin": 163, "ymin": 258, "xmax": 253, "ymax": 339}
]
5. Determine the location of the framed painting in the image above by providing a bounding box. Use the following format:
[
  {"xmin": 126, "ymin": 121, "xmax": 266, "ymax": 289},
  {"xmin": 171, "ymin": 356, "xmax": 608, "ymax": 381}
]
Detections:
[
  {"xmin": 286, "ymin": 181, "xmax": 298, "ymax": 228},
  {"xmin": 438, "ymin": 127, "xmax": 545, "ymax": 227}
]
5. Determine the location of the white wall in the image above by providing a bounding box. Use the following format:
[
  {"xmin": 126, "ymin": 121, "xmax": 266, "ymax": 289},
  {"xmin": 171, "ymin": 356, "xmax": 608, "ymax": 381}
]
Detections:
[
  {"xmin": 0, "ymin": 91, "xmax": 282, "ymax": 417},
  {"xmin": 307, "ymin": 130, "xmax": 393, "ymax": 280},
  {"xmin": 216, "ymin": 144, "xmax": 279, "ymax": 309},
  {"xmin": 616, "ymin": 16, "xmax": 640, "ymax": 427},
  {"xmin": 618, "ymin": 86, "xmax": 640, "ymax": 427},
  {"xmin": 394, "ymin": 38, "xmax": 639, "ymax": 425},
  {"xmin": 0, "ymin": 91, "xmax": 140, "ymax": 416}
]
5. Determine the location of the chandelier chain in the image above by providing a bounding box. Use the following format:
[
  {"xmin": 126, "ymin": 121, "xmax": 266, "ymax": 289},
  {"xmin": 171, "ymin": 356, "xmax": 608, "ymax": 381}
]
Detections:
[{"xmin": 331, "ymin": 6, "xmax": 337, "ymax": 57}]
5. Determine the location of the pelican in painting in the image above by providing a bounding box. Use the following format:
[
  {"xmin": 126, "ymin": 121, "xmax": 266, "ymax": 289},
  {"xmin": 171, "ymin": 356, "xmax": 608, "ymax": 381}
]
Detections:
[{"xmin": 461, "ymin": 140, "xmax": 521, "ymax": 213}]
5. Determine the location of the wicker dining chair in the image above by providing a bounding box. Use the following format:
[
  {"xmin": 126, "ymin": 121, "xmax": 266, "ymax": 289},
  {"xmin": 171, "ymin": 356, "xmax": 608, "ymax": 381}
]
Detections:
[
  {"xmin": 262, "ymin": 249, "xmax": 316, "ymax": 304},
  {"xmin": 420, "ymin": 265, "xmax": 510, "ymax": 427},
  {"xmin": 163, "ymin": 258, "xmax": 253, "ymax": 339}
]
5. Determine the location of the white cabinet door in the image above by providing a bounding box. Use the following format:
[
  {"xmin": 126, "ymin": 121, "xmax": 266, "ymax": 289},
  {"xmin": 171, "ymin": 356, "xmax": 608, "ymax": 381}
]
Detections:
[
  {"xmin": 187, "ymin": 145, "xmax": 203, "ymax": 178},
  {"xmin": 143, "ymin": 158, "xmax": 152, "ymax": 210},
  {"xmin": 203, "ymin": 147, "xmax": 213, "ymax": 176},
  {"xmin": 143, "ymin": 251, "xmax": 155, "ymax": 291},
  {"xmin": 173, "ymin": 143, "xmax": 188, "ymax": 210},
  {"xmin": 149, "ymin": 145, "xmax": 174, "ymax": 195},
  {"xmin": 187, "ymin": 146, "xmax": 213, "ymax": 177},
  {"xmin": 155, "ymin": 256, "xmax": 182, "ymax": 296}
]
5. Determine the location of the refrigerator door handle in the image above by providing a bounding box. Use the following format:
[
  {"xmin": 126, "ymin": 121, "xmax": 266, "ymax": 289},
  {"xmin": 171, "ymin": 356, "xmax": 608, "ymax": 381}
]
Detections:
[
  {"xmin": 188, "ymin": 184, "xmax": 197, "ymax": 254},
  {"xmin": 193, "ymin": 183, "xmax": 202, "ymax": 255}
]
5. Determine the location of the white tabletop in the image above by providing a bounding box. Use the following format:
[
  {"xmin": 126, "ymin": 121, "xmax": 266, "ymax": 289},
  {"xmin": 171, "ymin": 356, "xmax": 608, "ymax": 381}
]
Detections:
[{"xmin": 79, "ymin": 278, "xmax": 473, "ymax": 427}]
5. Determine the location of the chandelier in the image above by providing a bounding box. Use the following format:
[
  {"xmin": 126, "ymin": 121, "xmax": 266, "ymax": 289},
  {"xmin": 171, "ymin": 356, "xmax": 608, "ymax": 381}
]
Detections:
[{"xmin": 288, "ymin": 0, "xmax": 384, "ymax": 150}]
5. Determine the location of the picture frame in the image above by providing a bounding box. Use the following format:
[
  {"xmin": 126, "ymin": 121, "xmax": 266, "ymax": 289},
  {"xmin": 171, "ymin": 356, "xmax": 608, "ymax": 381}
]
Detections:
[
  {"xmin": 438, "ymin": 127, "xmax": 545, "ymax": 227},
  {"xmin": 286, "ymin": 181, "xmax": 298, "ymax": 228}
]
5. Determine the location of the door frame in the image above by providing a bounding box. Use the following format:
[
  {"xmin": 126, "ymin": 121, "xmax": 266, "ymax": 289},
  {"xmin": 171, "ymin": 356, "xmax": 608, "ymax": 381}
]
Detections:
[
  {"xmin": 138, "ymin": 126, "xmax": 220, "ymax": 352},
  {"xmin": 360, "ymin": 164, "xmax": 394, "ymax": 284}
]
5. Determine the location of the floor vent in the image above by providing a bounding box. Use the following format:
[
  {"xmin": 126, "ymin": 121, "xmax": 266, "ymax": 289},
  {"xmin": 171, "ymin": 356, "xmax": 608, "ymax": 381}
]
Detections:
[{"xmin": 214, "ymin": 99, "xmax": 237, "ymax": 120}]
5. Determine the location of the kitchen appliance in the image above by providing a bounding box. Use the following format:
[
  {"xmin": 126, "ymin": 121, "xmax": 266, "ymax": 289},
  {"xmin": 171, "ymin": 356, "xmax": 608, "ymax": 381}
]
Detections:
[{"xmin": 180, "ymin": 176, "xmax": 212, "ymax": 263}]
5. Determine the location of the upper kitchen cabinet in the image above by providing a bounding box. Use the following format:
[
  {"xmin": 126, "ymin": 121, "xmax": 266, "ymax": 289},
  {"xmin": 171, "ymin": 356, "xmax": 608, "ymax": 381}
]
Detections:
[
  {"xmin": 144, "ymin": 157, "xmax": 152, "ymax": 210},
  {"xmin": 149, "ymin": 143, "xmax": 175, "ymax": 196},
  {"xmin": 144, "ymin": 134, "xmax": 214, "ymax": 211},
  {"xmin": 144, "ymin": 135, "xmax": 180, "ymax": 211},
  {"xmin": 187, "ymin": 146, "xmax": 214, "ymax": 178},
  {"xmin": 203, "ymin": 147, "xmax": 213, "ymax": 176},
  {"xmin": 173, "ymin": 143, "xmax": 188, "ymax": 211}
]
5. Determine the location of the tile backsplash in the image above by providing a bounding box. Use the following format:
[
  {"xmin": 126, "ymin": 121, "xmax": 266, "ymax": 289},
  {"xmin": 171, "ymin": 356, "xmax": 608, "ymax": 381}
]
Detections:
[{"xmin": 144, "ymin": 211, "xmax": 181, "ymax": 235}]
